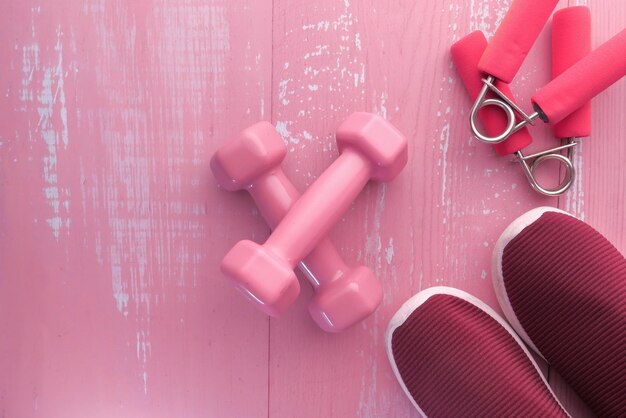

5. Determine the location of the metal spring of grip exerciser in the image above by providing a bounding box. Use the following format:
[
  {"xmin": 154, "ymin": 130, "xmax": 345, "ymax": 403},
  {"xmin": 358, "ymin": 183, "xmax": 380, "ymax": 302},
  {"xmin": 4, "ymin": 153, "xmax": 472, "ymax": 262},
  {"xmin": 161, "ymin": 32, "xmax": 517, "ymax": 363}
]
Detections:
[{"xmin": 470, "ymin": 76, "xmax": 578, "ymax": 196}]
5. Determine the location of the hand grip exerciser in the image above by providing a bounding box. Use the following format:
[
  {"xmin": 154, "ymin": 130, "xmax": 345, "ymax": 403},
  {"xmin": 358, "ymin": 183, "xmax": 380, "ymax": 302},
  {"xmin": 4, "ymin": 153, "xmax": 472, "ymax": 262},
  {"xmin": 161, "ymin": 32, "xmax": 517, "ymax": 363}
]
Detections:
[
  {"xmin": 470, "ymin": 0, "xmax": 559, "ymax": 144},
  {"xmin": 472, "ymin": 3, "xmax": 624, "ymax": 146},
  {"xmin": 501, "ymin": 27, "xmax": 624, "ymax": 141},
  {"xmin": 452, "ymin": 31, "xmax": 572, "ymax": 196},
  {"xmin": 211, "ymin": 121, "xmax": 384, "ymax": 332},
  {"xmin": 462, "ymin": 2, "xmax": 624, "ymax": 196},
  {"xmin": 451, "ymin": 31, "xmax": 533, "ymax": 157},
  {"xmin": 219, "ymin": 113, "xmax": 408, "ymax": 319}
]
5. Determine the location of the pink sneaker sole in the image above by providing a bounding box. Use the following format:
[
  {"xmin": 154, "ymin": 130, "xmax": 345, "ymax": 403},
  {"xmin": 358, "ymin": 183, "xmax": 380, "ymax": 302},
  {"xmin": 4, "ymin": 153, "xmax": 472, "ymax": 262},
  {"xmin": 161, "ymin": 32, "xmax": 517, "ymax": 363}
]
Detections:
[
  {"xmin": 493, "ymin": 207, "xmax": 626, "ymax": 417},
  {"xmin": 386, "ymin": 287, "xmax": 568, "ymax": 417}
]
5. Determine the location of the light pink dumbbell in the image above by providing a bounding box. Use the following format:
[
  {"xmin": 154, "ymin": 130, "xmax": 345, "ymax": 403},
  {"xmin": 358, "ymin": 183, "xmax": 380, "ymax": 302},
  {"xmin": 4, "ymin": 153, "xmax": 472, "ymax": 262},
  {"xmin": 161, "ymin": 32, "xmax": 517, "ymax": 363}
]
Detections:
[
  {"xmin": 211, "ymin": 121, "xmax": 384, "ymax": 332},
  {"xmin": 219, "ymin": 112, "xmax": 408, "ymax": 319}
]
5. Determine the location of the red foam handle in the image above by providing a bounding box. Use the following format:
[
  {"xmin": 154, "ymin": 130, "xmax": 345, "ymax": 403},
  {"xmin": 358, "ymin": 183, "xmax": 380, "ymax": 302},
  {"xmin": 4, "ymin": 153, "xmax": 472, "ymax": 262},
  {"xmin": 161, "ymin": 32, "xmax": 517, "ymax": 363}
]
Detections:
[
  {"xmin": 479, "ymin": 0, "xmax": 559, "ymax": 83},
  {"xmin": 551, "ymin": 7, "xmax": 592, "ymax": 138},
  {"xmin": 451, "ymin": 31, "xmax": 533, "ymax": 155},
  {"xmin": 533, "ymin": 28, "xmax": 626, "ymax": 125}
]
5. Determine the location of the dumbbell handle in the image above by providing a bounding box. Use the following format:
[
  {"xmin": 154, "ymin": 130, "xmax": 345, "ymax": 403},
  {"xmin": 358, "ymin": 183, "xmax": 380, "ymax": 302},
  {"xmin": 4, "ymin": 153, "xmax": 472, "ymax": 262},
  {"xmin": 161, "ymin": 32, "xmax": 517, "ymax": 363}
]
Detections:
[
  {"xmin": 264, "ymin": 150, "xmax": 370, "ymax": 268},
  {"xmin": 249, "ymin": 168, "xmax": 361, "ymax": 288},
  {"xmin": 249, "ymin": 169, "xmax": 299, "ymax": 227}
]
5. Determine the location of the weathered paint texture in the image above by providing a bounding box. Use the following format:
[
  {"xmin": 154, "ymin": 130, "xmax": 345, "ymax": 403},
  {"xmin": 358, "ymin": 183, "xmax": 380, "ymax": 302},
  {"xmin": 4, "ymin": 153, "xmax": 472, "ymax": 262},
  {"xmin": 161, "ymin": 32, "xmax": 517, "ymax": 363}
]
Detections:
[{"xmin": 0, "ymin": 0, "xmax": 623, "ymax": 416}]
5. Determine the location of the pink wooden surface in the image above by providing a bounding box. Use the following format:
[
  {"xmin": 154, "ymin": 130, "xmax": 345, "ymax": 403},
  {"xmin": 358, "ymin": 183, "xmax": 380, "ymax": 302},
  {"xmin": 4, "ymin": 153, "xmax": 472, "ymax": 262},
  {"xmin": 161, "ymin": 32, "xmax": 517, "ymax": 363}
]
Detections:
[{"xmin": 0, "ymin": 0, "xmax": 624, "ymax": 417}]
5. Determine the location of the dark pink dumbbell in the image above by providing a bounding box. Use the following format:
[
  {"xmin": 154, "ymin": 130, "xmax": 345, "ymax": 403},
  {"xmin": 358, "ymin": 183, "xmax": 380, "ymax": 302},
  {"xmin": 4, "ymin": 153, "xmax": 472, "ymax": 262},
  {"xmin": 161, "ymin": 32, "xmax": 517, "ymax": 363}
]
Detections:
[
  {"xmin": 218, "ymin": 113, "xmax": 408, "ymax": 318},
  {"xmin": 211, "ymin": 121, "xmax": 383, "ymax": 332}
]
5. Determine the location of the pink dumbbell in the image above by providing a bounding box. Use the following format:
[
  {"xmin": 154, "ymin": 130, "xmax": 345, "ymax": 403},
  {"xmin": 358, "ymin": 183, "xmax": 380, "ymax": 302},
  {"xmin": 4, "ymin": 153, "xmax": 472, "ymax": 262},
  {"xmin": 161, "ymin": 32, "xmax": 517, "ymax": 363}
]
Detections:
[
  {"xmin": 219, "ymin": 113, "xmax": 408, "ymax": 318},
  {"xmin": 211, "ymin": 121, "xmax": 383, "ymax": 332}
]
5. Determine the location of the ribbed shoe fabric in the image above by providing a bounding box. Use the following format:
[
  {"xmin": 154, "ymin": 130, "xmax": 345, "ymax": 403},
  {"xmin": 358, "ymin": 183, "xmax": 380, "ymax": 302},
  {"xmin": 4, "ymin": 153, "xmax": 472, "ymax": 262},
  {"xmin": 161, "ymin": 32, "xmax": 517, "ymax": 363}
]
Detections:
[
  {"xmin": 387, "ymin": 288, "xmax": 567, "ymax": 417},
  {"xmin": 498, "ymin": 210, "xmax": 626, "ymax": 417}
]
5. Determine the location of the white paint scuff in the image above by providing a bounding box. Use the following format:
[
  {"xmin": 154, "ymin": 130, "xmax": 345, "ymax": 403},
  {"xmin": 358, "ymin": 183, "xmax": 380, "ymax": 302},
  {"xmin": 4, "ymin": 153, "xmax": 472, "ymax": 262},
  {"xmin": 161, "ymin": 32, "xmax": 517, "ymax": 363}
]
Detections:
[
  {"xmin": 439, "ymin": 122, "xmax": 450, "ymax": 210},
  {"xmin": 277, "ymin": 0, "xmax": 366, "ymax": 147},
  {"xmin": 385, "ymin": 237, "xmax": 395, "ymax": 265},
  {"xmin": 136, "ymin": 330, "xmax": 152, "ymax": 394},
  {"xmin": 83, "ymin": 0, "xmax": 232, "ymax": 395},
  {"xmin": 564, "ymin": 140, "xmax": 585, "ymax": 220},
  {"xmin": 365, "ymin": 184, "xmax": 387, "ymax": 273},
  {"xmin": 469, "ymin": 0, "xmax": 510, "ymax": 37},
  {"xmin": 28, "ymin": 22, "xmax": 71, "ymax": 240}
]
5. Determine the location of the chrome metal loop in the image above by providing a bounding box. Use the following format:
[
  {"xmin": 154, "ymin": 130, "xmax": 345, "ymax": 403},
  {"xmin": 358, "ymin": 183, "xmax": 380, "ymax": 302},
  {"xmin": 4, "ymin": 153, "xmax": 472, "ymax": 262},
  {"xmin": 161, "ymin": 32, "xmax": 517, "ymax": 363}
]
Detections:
[
  {"xmin": 515, "ymin": 139, "xmax": 578, "ymax": 196},
  {"xmin": 470, "ymin": 98, "xmax": 515, "ymax": 144},
  {"xmin": 470, "ymin": 76, "xmax": 540, "ymax": 144}
]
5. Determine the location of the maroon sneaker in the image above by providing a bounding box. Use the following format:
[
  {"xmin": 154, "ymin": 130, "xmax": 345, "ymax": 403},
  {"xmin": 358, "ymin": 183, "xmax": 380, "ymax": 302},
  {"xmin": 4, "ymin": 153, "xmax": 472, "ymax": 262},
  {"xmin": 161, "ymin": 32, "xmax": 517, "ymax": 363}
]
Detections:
[
  {"xmin": 386, "ymin": 287, "xmax": 568, "ymax": 417},
  {"xmin": 493, "ymin": 207, "xmax": 626, "ymax": 417}
]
